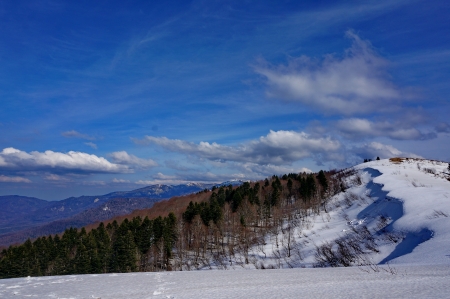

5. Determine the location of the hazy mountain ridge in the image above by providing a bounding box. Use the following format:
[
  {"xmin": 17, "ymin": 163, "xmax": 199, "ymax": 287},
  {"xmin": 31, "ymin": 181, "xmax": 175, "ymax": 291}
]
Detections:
[
  {"xmin": 0, "ymin": 197, "xmax": 160, "ymax": 247},
  {"xmin": 0, "ymin": 182, "xmax": 243, "ymax": 247},
  {"xmin": 0, "ymin": 196, "xmax": 50, "ymax": 234}
]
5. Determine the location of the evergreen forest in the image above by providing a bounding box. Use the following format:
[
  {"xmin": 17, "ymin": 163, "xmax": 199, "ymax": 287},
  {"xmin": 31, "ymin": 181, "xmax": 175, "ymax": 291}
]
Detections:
[{"xmin": 0, "ymin": 170, "xmax": 346, "ymax": 278}]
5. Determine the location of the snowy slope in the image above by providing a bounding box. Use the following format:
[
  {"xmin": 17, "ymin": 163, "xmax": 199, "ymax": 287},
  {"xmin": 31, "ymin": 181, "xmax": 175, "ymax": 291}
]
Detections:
[
  {"xmin": 1, "ymin": 158, "xmax": 450, "ymax": 298},
  {"xmin": 356, "ymin": 158, "xmax": 450, "ymax": 265},
  {"xmin": 240, "ymin": 158, "xmax": 450, "ymax": 269}
]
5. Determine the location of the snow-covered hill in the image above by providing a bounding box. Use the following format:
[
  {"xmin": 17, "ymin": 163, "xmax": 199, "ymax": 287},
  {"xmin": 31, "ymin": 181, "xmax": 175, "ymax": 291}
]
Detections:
[
  {"xmin": 1, "ymin": 158, "xmax": 450, "ymax": 298},
  {"xmin": 355, "ymin": 158, "xmax": 450, "ymax": 265},
  {"xmin": 244, "ymin": 158, "xmax": 450, "ymax": 269}
]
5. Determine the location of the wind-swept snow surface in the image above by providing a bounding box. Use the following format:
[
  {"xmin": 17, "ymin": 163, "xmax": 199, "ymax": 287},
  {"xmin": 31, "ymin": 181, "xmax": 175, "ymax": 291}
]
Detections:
[{"xmin": 1, "ymin": 265, "xmax": 449, "ymax": 298}]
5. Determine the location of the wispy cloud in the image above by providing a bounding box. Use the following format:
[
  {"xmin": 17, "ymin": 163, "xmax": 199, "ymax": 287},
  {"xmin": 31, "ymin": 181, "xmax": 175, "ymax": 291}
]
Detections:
[
  {"xmin": 134, "ymin": 130, "xmax": 340, "ymax": 165},
  {"xmin": 336, "ymin": 118, "xmax": 436, "ymax": 140},
  {"xmin": 112, "ymin": 178, "xmax": 130, "ymax": 183},
  {"xmin": 135, "ymin": 180, "xmax": 156, "ymax": 185},
  {"xmin": 0, "ymin": 175, "xmax": 31, "ymax": 183},
  {"xmin": 81, "ymin": 180, "xmax": 106, "ymax": 186},
  {"xmin": 61, "ymin": 130, "xmax": 96, "ymax": 140},
  {"xmin": 135, "ymin": 171, "xmax": 247, "ymax": 186},
  {"xmin": 84, "ymin": 142, "xmax": 98, "ymax": 149},
  {"xmin": 43, "ymin": 174, "xmax": 72, "ymax": 182},
  {"xmin": 435, "ymin": 122, "xmax": 450, "ymax": 133},
  {"xmin": 236, "ymin": 163, "xmax": 312, "ymax": 177},
  {"xmin": 164, "ymin": 160, "xmax": 193, "ymax": 171},
  {"xmin": 109, "ymin": 151, "xmax": 158, "ymax": 169},
  {"xmin": 255, "ymin": 30, "xmax": 407, "ymax": 115}
]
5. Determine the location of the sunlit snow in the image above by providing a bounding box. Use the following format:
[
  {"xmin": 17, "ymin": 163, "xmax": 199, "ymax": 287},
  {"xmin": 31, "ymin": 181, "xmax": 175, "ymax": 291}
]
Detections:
[{"xmin": 1, "ymin": 159, "xmax": 450, "ymax": 298}]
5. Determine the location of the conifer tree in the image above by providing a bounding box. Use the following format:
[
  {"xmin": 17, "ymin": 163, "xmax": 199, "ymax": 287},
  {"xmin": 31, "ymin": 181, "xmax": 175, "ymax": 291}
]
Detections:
[
  {"xmin": 231, "ymin": 191, "xmax": 243, "ymax": 212},
  {"xmin": 163, "ymin": 213, "xmax": 177, "ymax": 267},
  {"xmin": 317, "ymin": 170, "xmax": 328, "ymax": 193},
  {"xmin": 271, "ymin": 181, "xmax": 280, "ymax": 206},
  {"xmin": 110, "ymin": 222, "xmax": 138, "ymax": 273},
  {"xmin": 287, "ymin": 179, "xmax": 293, "ymax": 196}
]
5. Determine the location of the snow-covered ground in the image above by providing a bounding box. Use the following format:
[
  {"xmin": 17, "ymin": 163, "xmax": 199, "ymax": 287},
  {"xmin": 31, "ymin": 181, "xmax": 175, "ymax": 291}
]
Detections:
[
  {"xmin": 357, "ymin": 158, "xmax": 450, "ymax": 265},
  {"xmin": 244, "ymin": 158, "xmax": 450, "ymax": 269},
  {"xmin": 1, "ymin": 264, "xmax": 450, "ymax": 298},
  {"xmin": 1, "ymin": 158, "xmax": 450, "ymax": 298}
]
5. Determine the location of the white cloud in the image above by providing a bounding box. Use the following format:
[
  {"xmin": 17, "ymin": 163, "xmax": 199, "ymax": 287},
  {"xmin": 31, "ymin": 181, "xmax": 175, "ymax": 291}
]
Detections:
[
  {"xmin": 336, "ymin": 118, "xmax": 436, "ymax": 140},
  {"xmin": 44, "ymin": 174, "xmax": 72, "ymax": 182},
  {"xmin": 84, "ymin": 142, "xmax": 98, "ymax": 149},
  {"xmin": 112, "ymin": 178, "xmax": 131, "ymax": 183},
  {"xmin": 0, "ymin": 175, "xmax": 31, "ymax": 183},
  {"xmin": 237, "ymin": 163, "xmax": 313, "ymax": 177},
  {"xmin": 135, "ymin": 180, "xmax": 155, "ymax": 185},
  {"xmin": 81, "ymin": 180, "xmax": 106, "ymax": 186},
  {"xmin": 0, "ymin": 147, "xmax": 130, "ymax": 174},
  {"xmin": 255, "ymin": 30, "xmax": 406, "ymax": 115},
  {"xmin": 136, "ymin": 171, "xmax": 248, "ymax": 186},
  {"xmin": 152, "ymin": 172, "xmax": 178, "ymax": 181},
  {"xmin": 61, "ymin": 130, "xmax": 96, "ymax": 140},
  {"xmin": 109, "ymin": 151, "xmax": 158, "ymax": 169},
  {"xmin": 135, "ymin": 130, "xmax": 340, "ymax": 165},
  {"xmin": 351, "ymin": 142, "xmax": 422, "ymax": 160}
]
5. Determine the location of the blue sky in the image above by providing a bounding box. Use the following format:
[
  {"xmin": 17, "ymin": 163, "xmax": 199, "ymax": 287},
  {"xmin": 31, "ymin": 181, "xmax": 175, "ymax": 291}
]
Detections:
[{"xmin": 1, "ymin": 0, "xmax": 449, "ymax": 200}]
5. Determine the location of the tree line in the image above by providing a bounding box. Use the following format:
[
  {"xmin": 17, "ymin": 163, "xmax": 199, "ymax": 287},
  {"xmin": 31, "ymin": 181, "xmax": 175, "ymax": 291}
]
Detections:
[
  {"xmin": 1, "ymin": 170, "xmax": 343, "ymax": 278},
  {"xmin": 0, "ymin": 214, "xmax": 176, "ymax": 278}
]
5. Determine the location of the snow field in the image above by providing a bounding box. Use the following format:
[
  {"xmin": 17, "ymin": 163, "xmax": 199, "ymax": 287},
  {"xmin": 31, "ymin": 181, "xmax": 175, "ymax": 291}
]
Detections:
[{"xmin": 1, "ymin": 265, "xmax": 449, "ymax": 298}]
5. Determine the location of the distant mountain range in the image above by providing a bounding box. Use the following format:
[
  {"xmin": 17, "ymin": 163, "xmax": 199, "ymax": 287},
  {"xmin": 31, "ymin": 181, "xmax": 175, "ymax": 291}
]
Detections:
[{"xmin": 0, "ymin": 181, "xmax": 244, "ymax": 247}]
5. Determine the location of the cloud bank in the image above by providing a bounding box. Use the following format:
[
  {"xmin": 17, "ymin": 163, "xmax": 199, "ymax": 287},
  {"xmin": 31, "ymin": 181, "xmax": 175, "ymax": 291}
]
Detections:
[
  {"xmin": 135, "ymin": 130, "xmax": 340, "ymax": 165},
  {"xmin": 255, "ymin": 30, "xmax": 405, "ymax": 115},
  {"xmin": 0, "ymin": 147, "xmax": 129, "ymax": 174}
]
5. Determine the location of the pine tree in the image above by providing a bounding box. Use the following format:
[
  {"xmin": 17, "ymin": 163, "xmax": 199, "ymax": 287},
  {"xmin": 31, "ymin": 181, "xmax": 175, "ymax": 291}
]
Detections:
[
  {"xmin": 110, "ymin": 221, "xmax": 138, "ymax": 273},
  {"xmin": 231, "ymin": 191, "xmax": 243, "ymax": 212},
  {"xmin": 253, "ymin": 183, "xmax": 261, "ymax": 206},
  {"xmin": 73, "ymin": 243, "xmax": 90, "ymax": 274},
  {"xmin": 317, "ymin": 170, "xmax": 328, "ymax": 193},
  {"xmin": 163, "ymin": 213, "xmax": 177, "ymax": 268},
  {"xmin": 271, "ymin": 181, "xmax": 280, "ymax": 206},
  {"xmin": 217, "ymin": 187, "xmax": 226, "ymax": 207},
  {"xmin": 209, "ymin": 197, "xmax": 222, "ymax": 225},
  {"xmin": 287, "ymin": 178, "xmax": 293, "ymax": 196},
  {"xmin": 94, "ymin": 223, "xmax": 111, "ymax": 273}
]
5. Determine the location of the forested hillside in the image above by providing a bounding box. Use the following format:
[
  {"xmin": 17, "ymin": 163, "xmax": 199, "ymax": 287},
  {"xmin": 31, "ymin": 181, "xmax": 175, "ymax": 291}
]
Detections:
[
  {"xmin": 0, "ymin": 169, "xmax": 337, "ymax": 278},
  {"xmin": 0, "ymin": 183, "xmax": 217, "ymax": 248},
  {"xmin": 3, "ymin": 158, "xmax": 449, "ymax": 279}
]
